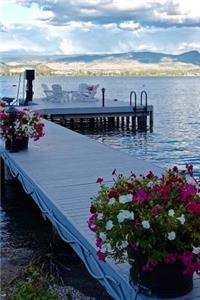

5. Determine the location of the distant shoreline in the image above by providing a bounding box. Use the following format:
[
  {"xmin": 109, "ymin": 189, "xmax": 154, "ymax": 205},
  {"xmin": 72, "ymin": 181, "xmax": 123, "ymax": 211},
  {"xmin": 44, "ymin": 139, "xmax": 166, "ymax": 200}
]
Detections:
[
  {"xmin": 1, "ymin": 71, "xmax": 200, "ymax": 76},
  {"xmin": 1, "ymin": 57, "xmax": 200, "ymax": 77}
]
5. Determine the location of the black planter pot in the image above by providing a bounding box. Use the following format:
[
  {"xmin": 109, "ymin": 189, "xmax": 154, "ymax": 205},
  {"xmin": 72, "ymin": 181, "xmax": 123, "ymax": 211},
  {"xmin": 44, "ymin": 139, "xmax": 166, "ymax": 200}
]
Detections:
[
  {"xmin": 5, "ymin": 137, "xmax": 29, "ymax": 152},
  {"xmin": 17, "ymin": 137, "xmax": 29, "ymax": 150},
  {"xmin": 5, "ymin": 138, "xmax": 19, "ymax": 152},
  {"xmin": 5, "ymin": 139, "xmax": 11, "ymax": 150},
  {"xmin": 129, "ymin": 254, "xmax": 193, "ymax": 298}
]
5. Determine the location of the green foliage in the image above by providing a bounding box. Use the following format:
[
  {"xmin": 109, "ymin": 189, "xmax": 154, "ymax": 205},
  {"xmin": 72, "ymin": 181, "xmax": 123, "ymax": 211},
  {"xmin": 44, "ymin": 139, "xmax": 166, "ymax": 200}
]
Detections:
[
  {"xmin": 10, "ymin": 282, "xmax": 59, "ymax": 300},
  {"xmin": 9, "ymin": 265, "xmax": 59, "ymax": 300}
]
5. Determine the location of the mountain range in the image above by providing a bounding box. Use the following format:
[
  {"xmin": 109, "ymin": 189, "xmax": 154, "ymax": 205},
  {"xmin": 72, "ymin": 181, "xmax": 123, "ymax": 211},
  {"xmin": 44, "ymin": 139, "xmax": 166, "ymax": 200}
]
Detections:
[
  {"xmin": 1, "ymin": 50, "xmax": 200, "ymax": 65},
  {"xmin": 1, "ymin": 50, "xmax": 200, "ymax": 76}
]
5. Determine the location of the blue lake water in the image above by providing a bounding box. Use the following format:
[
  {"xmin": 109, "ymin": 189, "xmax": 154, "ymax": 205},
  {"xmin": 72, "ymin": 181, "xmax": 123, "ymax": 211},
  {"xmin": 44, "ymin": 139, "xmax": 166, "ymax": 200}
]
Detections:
[{"xmin": 1, "ymin": 75, "xmax": 200, "ymax": 177}]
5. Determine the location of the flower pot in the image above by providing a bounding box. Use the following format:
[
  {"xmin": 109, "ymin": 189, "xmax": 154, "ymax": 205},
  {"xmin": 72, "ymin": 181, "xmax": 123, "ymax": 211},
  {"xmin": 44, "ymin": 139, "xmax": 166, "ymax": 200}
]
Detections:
[
  {"xmin": 5, "ymin": 139, "xmax": 11, "ymax": 150},
  {"xmin": 17, "ymin": 136, "xmax": 29, "ymax": 150},
  {"xmin": 129, "ymin": 253, "xmax": 193, "ymax": 298},
  {"xmin": 5, "ymin": 138, "xmax": 19, "ymax": 152}
]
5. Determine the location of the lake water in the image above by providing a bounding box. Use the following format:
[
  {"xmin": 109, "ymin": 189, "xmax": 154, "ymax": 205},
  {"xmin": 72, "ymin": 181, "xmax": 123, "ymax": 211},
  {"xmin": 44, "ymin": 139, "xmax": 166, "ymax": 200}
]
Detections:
[{"xmin": 1, "ymin": 75, "xmax": 200, "ymax": 176}]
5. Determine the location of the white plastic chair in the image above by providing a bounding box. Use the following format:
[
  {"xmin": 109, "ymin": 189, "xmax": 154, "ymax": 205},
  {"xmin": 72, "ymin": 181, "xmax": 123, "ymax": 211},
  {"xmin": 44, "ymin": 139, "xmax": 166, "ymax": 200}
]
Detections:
[
  {"xmin": 41, "ymin": 84, "xmax": 54, "ymax": 101},
  {"xmin": 51, "ymin": 84, "xmax": 70, "ymax": 103},
  {"xmin": 72, "ymin": 84, "xmax": 99, "ymax": 102},
  {"xmin": 41, "ymin": 84, "xmax": 70, "ymax": 103}
]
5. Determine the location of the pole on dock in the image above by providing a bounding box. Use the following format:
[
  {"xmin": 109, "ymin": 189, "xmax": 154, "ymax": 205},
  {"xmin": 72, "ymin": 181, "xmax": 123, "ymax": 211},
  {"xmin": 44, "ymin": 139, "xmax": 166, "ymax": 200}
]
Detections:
[
  {"xmin": 0, "ymin": 156, "xmax": 5, "ymax": 201},
  {"xmin": 101, "ymin": 88, "xmax": 105, "ymax": 107},
  {"xmin": 24, "ymin": 69, "xmax": 35, "ymax": 106},
  {"xmin": 150, "ymin": 110, "xmax": 154, "ymax": 129}
]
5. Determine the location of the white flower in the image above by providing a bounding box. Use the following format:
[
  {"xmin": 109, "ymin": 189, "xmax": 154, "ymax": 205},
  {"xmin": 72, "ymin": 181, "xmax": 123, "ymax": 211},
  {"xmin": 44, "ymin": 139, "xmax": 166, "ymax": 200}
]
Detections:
[
  {"xmin": 192, "ymin": 246, "xmax": 200, "ymax": 255},
  {"xmin": 97, "ymin": 213, "xmax": 103, "ymax": 220},
  {"xmin": 147, "ymin": 181, "xmax": 154, "ymax": 188},
  {"xmin": 117, "ymin": 210, "xmax": 134, "ymax": 223},
  {"xmin": 102, "ymin": 243, "xmax": 112, "ymax": 253},
  {"xmin": 168, "ymin": 231, "xmax": 176, "ymax": 240},
  {"xmin": 121, "ymin": 241, "xmax": 129, "ymax": 249},
  {"xmin": 129, "ymin": 212, "xmax": 135, "ymax": 220},
  {"xmin": 108, "ymin": 198, "xmax": 115, "ymax": 206},
  {"xmin": 119, "ymin": 194, "xmax": 132, "ymax": 204},
  {"xmin": 142, "ymin": 220, "xmax": 150, "ymax": 229},
  {"xmin": 99, "ymin": 232, "xmax": 107, "ymax": 242},
  {"xmin": 168, "ymin": 209, "xmax": 175, "ymax": 217},
  {"xmin": 106, "ymin": 220, "xmax": 113, "ymax": 231},
  {"xmin": 177, "ymin": 214, "xmax": 185, "ymax": 225}
]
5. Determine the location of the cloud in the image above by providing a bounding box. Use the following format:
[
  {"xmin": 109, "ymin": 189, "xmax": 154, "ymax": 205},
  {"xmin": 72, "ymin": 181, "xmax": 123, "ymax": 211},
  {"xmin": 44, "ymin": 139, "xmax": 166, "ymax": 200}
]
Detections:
[
  {"xmin": 0, "ymin": 0, "xmax": 200, "ymax": 55},
  {"xmin": 15, "ymin": 0, "xmax": 200, "ymax": 27}
]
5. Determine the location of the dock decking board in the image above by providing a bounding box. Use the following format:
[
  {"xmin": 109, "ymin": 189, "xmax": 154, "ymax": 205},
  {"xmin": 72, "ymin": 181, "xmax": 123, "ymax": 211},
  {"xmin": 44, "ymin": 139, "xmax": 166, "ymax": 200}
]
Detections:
[{"xmin": 0, "ymin": 115, "xmax": 199, "ymax": 299}]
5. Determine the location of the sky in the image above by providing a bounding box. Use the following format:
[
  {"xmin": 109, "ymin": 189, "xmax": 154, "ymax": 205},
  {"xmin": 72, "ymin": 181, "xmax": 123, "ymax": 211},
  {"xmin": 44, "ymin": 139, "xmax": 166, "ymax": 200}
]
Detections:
[{"xmin": 0, "ymin": 0, "xmax": 200, "ymax": 55}]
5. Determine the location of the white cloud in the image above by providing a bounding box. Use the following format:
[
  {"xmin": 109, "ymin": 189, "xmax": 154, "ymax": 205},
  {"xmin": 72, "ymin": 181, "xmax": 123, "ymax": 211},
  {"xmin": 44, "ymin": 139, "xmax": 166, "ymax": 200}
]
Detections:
[
  {"xmin": 178, "ymin": 42, "xmax": 200, "ymax": 52},
  {"xmin": 119, "ymin": 21, "xmax": 140, "ymax": 31},
  {"xmin": 0, "ymin": 0, "xmax": 200, "ymax": 55}
]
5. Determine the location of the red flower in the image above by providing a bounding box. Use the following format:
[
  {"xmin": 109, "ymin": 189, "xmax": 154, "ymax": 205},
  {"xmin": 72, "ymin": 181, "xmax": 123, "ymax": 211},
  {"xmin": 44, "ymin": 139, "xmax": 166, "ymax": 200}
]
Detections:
[
  {"xmin": 186, "ymin": 164, "xmax": 193, "ymax": 175},
  {"xmin": 108, "ymin": 190, "xmax": 119, "ymax": 199},
  {"xmin": 90, "ymin": 204, "xmax": 97, "ymax": 214},
  {"xmin": 96, "ymin": 177, "xmax": 104, "ymax": 184},
  {"xmin": 172, "ymin": 166, "xmax": 178, "ymax": 172},
  {"xmin": 146, "ymin": 171, "xmax": 155, "ymax": 179}
]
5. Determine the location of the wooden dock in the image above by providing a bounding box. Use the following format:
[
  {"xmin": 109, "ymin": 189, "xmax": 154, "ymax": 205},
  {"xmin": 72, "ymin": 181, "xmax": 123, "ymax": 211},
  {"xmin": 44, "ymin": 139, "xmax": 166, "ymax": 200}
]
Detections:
[
  {"xmin": 30, "ymin": 97, "xmax": 153, "ymax": 130},
  {"xmin": 0, "ymin": 104, "xmax": 199, "ymax": 299}
]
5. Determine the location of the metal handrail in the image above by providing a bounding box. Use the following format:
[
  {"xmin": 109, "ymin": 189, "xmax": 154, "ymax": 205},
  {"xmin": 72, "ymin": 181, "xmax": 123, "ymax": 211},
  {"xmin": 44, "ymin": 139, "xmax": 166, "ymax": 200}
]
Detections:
[
  {"xmin": 140, "ymin": 90, "xmax": 148, "ymax": 111},
  {"xmin": 129, "ymin": 91, "xmax": 137, "ymax": 112}
]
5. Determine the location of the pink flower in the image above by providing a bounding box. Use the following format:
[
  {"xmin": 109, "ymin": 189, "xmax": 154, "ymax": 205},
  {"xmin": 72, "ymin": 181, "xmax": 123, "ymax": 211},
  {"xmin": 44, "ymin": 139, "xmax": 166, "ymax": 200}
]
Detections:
[
  {"xmin": 180, "ymin": 183, "xmax": 197, "ymax": 202},
  {"xmin": 164, "ymin": 253, "xmax": 177, "ymax": 264},
  {"xmin": 97, "ymin": 250, "xmax": 106, "ymax": 261},
  {"xmin": 133, "ymin": 189, "xmax": 148, "ymax": 203},
  {"xmin": 187, "ymin": 201, "xmax": 200, "ymax": 216},
  {"xmin": 87, "ymin": 85, "xmax": 94, "ymax": 91},
  {"xmin": 88, "ymin": 213, "xmax": 98, "ymax": 232},
  {"xmin": 96, "ymin": 238, "xmax": 102, "ymax": 248},
  {"xmin": 151, "ymin": 206, "xmax": 160, "ymax": 215},
  {"xmin": 0, "ymin": 112, "xmax": 7, "ymax": 120},
  {"xmin": 150, "ymin": 260, "xmax": 158, "ymax": 268},
  {"xmin": 179, "ymin": 251, "xmax": 195, "ymax": 267},
  {"xmin": 130, "ymin": 243, "xmax": 139, "ymax": 251},
  {"xmin": 142, "ymin": 263, "xmax": 152, "ymax": 272}
]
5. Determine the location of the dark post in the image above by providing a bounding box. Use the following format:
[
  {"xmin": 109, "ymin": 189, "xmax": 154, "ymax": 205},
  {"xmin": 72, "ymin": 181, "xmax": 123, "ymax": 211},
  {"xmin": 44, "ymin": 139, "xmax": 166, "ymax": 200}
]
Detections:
[
  {"xmin": 24, "ymin": 69, "xmax": 35, "ymax": 106},
  {"xmin": 0, "ymin": 156, "xmax": 5, "ymax": 201},
  {"xmin": 101, "ymin": 88, "xmax": 105, "ymax": 107},
  {"xmin": 6, "ymin": 105, "xmax": 18, "ymax": 152}
]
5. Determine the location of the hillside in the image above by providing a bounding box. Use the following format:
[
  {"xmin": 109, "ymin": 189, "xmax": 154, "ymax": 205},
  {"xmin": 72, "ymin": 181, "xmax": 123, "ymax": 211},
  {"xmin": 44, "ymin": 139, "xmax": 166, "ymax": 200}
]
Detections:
[{"xmin": 0, "ymin": 51, "xmax": 200, "ymax": 76}]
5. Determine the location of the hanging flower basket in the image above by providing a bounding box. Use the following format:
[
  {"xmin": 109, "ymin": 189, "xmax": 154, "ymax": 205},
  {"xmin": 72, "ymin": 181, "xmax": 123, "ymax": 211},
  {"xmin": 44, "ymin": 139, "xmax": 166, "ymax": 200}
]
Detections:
[{"xmin": 88, "ymin": 165, "xmax": 200, "ymax": 298}]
